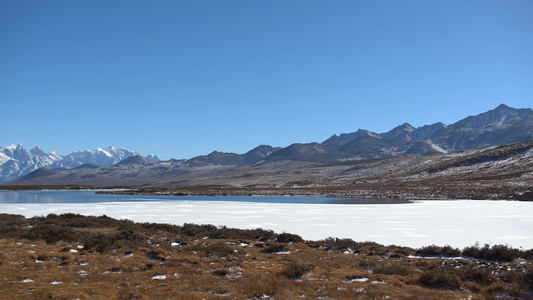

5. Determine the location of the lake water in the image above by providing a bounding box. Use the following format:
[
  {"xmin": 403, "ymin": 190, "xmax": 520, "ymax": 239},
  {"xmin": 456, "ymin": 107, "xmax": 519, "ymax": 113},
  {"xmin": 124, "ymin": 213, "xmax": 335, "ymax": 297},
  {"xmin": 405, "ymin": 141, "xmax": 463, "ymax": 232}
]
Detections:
[
  {"xmin": 1, "ymin": 190, "xmax": 532, "ymax": 249},
  {"xmin": 0, "ymin": 190, "xmax": 410, "ymax": 204}
]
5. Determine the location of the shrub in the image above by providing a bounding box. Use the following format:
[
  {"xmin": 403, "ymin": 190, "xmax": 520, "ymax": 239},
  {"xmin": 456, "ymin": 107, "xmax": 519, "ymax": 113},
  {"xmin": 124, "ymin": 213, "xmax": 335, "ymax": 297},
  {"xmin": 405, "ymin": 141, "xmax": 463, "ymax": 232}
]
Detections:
[
  {"xmin": 0, "ymin": 214, "xmax": 25, "ymax": 225},
  {"xmin": 462, "ymin": 244, "xmax": 523, "ymax": 262},
  {"xmin": 260, "ymin": 243, "xmax": 289, "ymax": 254},
  {"xmin": 117, "ymin": 292, "xmax": 141, "ymax": 300},
  {"xmin": 372, "ymin": 263, "xmax": 411, "ymax": 276},
  {"xmin": 83, "ymin": 230, "xmax": 147, "ymax": 253},
  {"xmin": 186, "ymin": 242, "xmax": 235, "ymax": 257},
  {"xmin": 309, "ymin": 237, "xmax": 359, "ymax": 250},
  {"xmin": 416, "ymin": 245, "xmax": 461, "ymax": 258},
  {"xmin": 212, "ymin": 269, "xmax": 229, "ymax": 277},
  {"xmin": 523, "ymin": 249, "xmax": 533, "ymax": 260},
  {"xmin": 141, "ymin": 222, "xmax": 181, "ymax": 234},
  {"xmin": 24, "ymin": 224, "xmax": 81, "ymax": 244},
  {"xmin": 524, "ymin": 267, "xmax": 533, "ymax": 290},
  {"xmin": 460, "ymin": 268, "xmax": 494, "ymax": 285},
  {"xmin": 281, "ymin": 262, "xmax": 313, "ymax": 280},
  {"xmin": 418, "ymin": 270, "xmax": 462, "ymax": 290},
  {"xmin": 204, "ymin": 242, "xmax": 235, "ymax": 257},
  {"xmin": 181, "ymin": 223, "xmax": 218, "ymax": 237},
  {"xmin": 40, "ymin": 213, "xmax": 142, "ymax": 231},
  {"xmin": 276, "ymin": 232, "xmax": 303, "ymax": 244},
  {"xmin": 145, "ymin": 250, "xmax": 166, "ymax": 262}
]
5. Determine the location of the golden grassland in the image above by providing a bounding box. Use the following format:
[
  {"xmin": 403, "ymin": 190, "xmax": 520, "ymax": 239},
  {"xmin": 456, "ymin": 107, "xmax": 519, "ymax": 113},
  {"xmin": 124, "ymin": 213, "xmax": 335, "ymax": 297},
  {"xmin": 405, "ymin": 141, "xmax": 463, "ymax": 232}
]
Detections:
[{"xmin": 1, "ymin": 214, "xmax": 532, "ymax": 299}]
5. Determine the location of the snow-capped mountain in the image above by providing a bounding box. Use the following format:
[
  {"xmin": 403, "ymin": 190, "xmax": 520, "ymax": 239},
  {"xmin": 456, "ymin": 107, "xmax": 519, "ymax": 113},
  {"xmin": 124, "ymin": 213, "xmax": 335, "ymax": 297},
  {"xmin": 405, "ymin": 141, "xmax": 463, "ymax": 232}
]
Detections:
[
  {"xmin": 145, "ymin": 154, "xmax": 160, "ymax": 162},
  {"xmin": 50, "ymin": 147, "xmax": 139, "ymax": 169},
  {"xmin": 0, "ymin": 145, "xmax": 158, "ymax": 184}
]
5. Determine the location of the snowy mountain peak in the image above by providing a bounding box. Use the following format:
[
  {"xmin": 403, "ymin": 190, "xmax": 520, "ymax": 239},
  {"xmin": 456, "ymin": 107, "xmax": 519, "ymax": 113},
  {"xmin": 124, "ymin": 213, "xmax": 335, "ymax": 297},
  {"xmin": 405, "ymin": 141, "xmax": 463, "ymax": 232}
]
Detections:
[
  {"xmin": 6, "ymin": 143, "xmax": 24, "ymax": 150},
  {"xmin": 0, "ymin": 144, "xmax": 154, "ymax": 184},
  {"xmin": 30, "ymin": 146, "xmax": 47, "ymax": 156},
  {"xmin": 146, "ymin": 154, "xmax": 160, "ymax": 161}
]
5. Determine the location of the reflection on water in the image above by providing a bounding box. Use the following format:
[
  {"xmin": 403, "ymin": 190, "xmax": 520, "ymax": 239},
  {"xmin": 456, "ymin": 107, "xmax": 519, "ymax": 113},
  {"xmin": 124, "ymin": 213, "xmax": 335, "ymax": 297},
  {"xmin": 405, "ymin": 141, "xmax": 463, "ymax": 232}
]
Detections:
[{"xmin": 0, "ymin": 190, "xmax": 411, "ymax": 205}]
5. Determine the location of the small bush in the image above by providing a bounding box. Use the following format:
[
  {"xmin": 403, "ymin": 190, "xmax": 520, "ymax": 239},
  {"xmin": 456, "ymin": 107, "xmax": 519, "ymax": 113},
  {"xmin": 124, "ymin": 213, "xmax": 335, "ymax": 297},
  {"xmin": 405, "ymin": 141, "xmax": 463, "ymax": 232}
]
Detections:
[
  {"xmin": 0, "ymin": 213, "xmax": 25, "ymax": 225},
  {"xmin": 83, "ymin": 230, "xmax": 147, "ymax": 253},
  {"xmin": 524, "ymin": 267, "xmax": 533, "ymax": 290},
  {"xmin": 212, "ymin": 269, "xmax": 229, "ymax": 277},
  {"xmin": 146, "ymin": 250, "xmax": 166, "ymax": 262},
  {"xmin": 260, "ymin": 243, "xmax": 289, "ymax": 254},
  {"xmin": 117, "ymin": 289, "xmax": 142, "ymax": 300},
  {"xmin": 462, "ymin": 244, "xmax": 523, "ymax": 262},
  {"xmin": 419, "ymin": 270, "xmax": 462, "ymax": 290},
  {"xmin": 141, "ymin": 222, "xmax": 181, "ymax": 234},
  {"xmin": 460, "ymin": 268, "xmax": 494, "ymax": 285},
  {"xmin": 523, "ymin": 249, "xmax": 533, "ymax": 260},
  {"xmin": 309, "ymin": 237, "xmax": 359, "ymax": 250},
  {"xmin": 281, "ymin": 262, "xmax": 313, "ymax": 280},
  {"xmin": 179, "ymin": 223, "xmax": 274, "ymax": 241},
  {"xmin": 24, "ymin": 224, "xmax": 81, "ymax": 244},
  {"xmin": 372, "ymin": 263, "xmax": 410, "ymax": 276},
  {"xmin": 482, "ymin": 282, "xmax": 524, "ymax": 298},
  {"xmin": 181, "ymin": 223, "xmax": 218, "ymax": 237},
  {"xmin": 416, "ymin": 245, "xmax": 461, "ymax": 258},
  {"xmin": 276, "ymin": 232, "xmax": 303, "ymax": 243},
  {"xmin": 186, "ymin": 242, "xmax": 235, "ymax": 257},
  {"xmin": 204, "ymin": 242, "xmax": 235, "ymax": 257}
]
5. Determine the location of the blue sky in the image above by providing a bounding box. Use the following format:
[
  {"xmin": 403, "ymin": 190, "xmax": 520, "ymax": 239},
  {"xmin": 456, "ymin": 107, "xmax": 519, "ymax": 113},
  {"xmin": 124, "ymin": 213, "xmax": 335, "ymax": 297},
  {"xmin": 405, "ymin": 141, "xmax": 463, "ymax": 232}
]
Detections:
[{"xmin": 1, "ymin": 0, "xmax": 532, "ymax": 160}]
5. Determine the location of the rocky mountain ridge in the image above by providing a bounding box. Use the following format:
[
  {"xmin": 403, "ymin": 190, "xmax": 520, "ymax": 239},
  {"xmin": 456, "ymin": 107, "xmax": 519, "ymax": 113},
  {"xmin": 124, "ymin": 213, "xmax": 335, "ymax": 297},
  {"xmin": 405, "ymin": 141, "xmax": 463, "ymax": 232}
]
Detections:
[{"xmin": 323, "ymin": 104, "xmax": 532, "ymax": 148}]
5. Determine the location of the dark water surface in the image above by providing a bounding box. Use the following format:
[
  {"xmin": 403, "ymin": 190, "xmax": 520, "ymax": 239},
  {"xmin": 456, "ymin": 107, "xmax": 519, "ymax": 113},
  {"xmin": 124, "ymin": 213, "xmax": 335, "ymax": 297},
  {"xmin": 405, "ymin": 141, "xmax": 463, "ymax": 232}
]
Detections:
[{"xmin": 0, "ymin": 190, "xmax": 411, "ymax": 204}]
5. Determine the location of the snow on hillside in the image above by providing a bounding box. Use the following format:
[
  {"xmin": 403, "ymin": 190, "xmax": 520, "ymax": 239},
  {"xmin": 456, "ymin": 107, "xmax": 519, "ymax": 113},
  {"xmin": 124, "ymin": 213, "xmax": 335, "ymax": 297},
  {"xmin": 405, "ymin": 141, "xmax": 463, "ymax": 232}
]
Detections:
[{"xmin": 0, "ymin": 153, "xmax": 13, "ymax": 166}]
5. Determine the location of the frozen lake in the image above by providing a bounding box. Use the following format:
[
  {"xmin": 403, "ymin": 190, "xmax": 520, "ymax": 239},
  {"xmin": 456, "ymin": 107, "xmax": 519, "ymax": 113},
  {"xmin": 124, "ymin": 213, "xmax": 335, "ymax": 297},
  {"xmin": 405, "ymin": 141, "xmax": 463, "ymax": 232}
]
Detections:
[{"xmin": 1, "ymin": 190, "xmax": 532, "ymax": 249}]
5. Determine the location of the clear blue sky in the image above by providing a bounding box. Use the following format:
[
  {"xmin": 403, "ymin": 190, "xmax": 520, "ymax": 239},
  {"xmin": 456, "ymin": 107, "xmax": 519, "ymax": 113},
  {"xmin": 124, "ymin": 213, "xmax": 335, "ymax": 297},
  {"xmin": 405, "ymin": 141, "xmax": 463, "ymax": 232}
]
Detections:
[{"xmin": 1, "ymin": 0, "xmax": 532, "ymax": 160}]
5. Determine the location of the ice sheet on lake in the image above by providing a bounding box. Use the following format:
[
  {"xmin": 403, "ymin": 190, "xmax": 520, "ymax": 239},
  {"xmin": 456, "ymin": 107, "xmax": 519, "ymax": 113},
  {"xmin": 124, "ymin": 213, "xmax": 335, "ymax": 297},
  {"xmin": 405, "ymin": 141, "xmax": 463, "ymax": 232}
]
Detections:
[{"xmin": 1, "ymin": 200, "xmax": 532, "ymax": 249}]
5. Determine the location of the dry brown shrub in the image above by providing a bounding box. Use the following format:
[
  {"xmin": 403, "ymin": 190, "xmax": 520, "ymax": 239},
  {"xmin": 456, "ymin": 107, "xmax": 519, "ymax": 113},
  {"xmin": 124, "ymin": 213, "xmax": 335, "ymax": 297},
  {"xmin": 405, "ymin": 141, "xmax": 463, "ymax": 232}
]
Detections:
[
  {"xmin": 418, "ymin": 269, "xmax": 462, "ymax": 290},
  {"xmin": 280, "ymin": 261, "xmax": 313, "ymax": 280},
  {"xmin": 260, "ymin": 243, "xmax": 289, "ymax": 254}
]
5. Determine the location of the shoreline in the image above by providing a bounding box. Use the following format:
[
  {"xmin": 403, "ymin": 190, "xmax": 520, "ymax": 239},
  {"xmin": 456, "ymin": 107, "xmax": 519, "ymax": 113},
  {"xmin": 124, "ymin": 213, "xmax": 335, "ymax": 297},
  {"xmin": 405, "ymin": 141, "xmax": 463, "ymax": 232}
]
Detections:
[{"xmin": 4, "ymin": 181, "xmax": 531, "ymax": 200}]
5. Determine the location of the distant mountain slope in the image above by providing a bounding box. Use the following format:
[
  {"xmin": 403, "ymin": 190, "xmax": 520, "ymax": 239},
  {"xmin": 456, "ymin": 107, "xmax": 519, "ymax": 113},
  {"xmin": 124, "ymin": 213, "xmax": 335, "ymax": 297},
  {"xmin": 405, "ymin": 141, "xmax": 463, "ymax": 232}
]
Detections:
[
  {"xmin": 183, "ymin": 145, "xmax": 281, "ymax": 167},
  {"xmin": 0, "ymin": 145, "xmax": 159, "ymax": 184}
]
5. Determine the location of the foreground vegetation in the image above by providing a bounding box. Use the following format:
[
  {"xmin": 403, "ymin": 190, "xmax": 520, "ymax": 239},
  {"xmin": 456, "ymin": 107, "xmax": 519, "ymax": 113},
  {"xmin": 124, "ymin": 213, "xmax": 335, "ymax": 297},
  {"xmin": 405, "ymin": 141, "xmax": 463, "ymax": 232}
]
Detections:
[{"xmin": 1, "ymin": 213, "xmax": 532, "ymax": 299}]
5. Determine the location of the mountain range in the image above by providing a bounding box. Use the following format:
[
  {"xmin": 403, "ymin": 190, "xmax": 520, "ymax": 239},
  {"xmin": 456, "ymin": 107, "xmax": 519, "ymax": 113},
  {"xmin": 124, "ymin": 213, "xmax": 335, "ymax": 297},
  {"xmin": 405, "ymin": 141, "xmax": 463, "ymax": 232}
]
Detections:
[
  {"xmin": 168, "ymin": 103, "xmax": 533, "ymax": 165},
  {"xmin": 2, "ymin": 104, "xmax": 533, "ymax": 189},
  {"xmin": 0, "ymin": 145, "xmax": 159, "ymax": 184}
]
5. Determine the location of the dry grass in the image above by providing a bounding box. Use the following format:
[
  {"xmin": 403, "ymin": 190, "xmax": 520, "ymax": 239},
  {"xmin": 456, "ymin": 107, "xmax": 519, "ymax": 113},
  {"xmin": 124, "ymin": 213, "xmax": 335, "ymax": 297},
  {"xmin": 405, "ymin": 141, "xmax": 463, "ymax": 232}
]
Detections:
[{"xmin": 1, "ymin": 213, "xmax": 532, "ymax": 299}]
